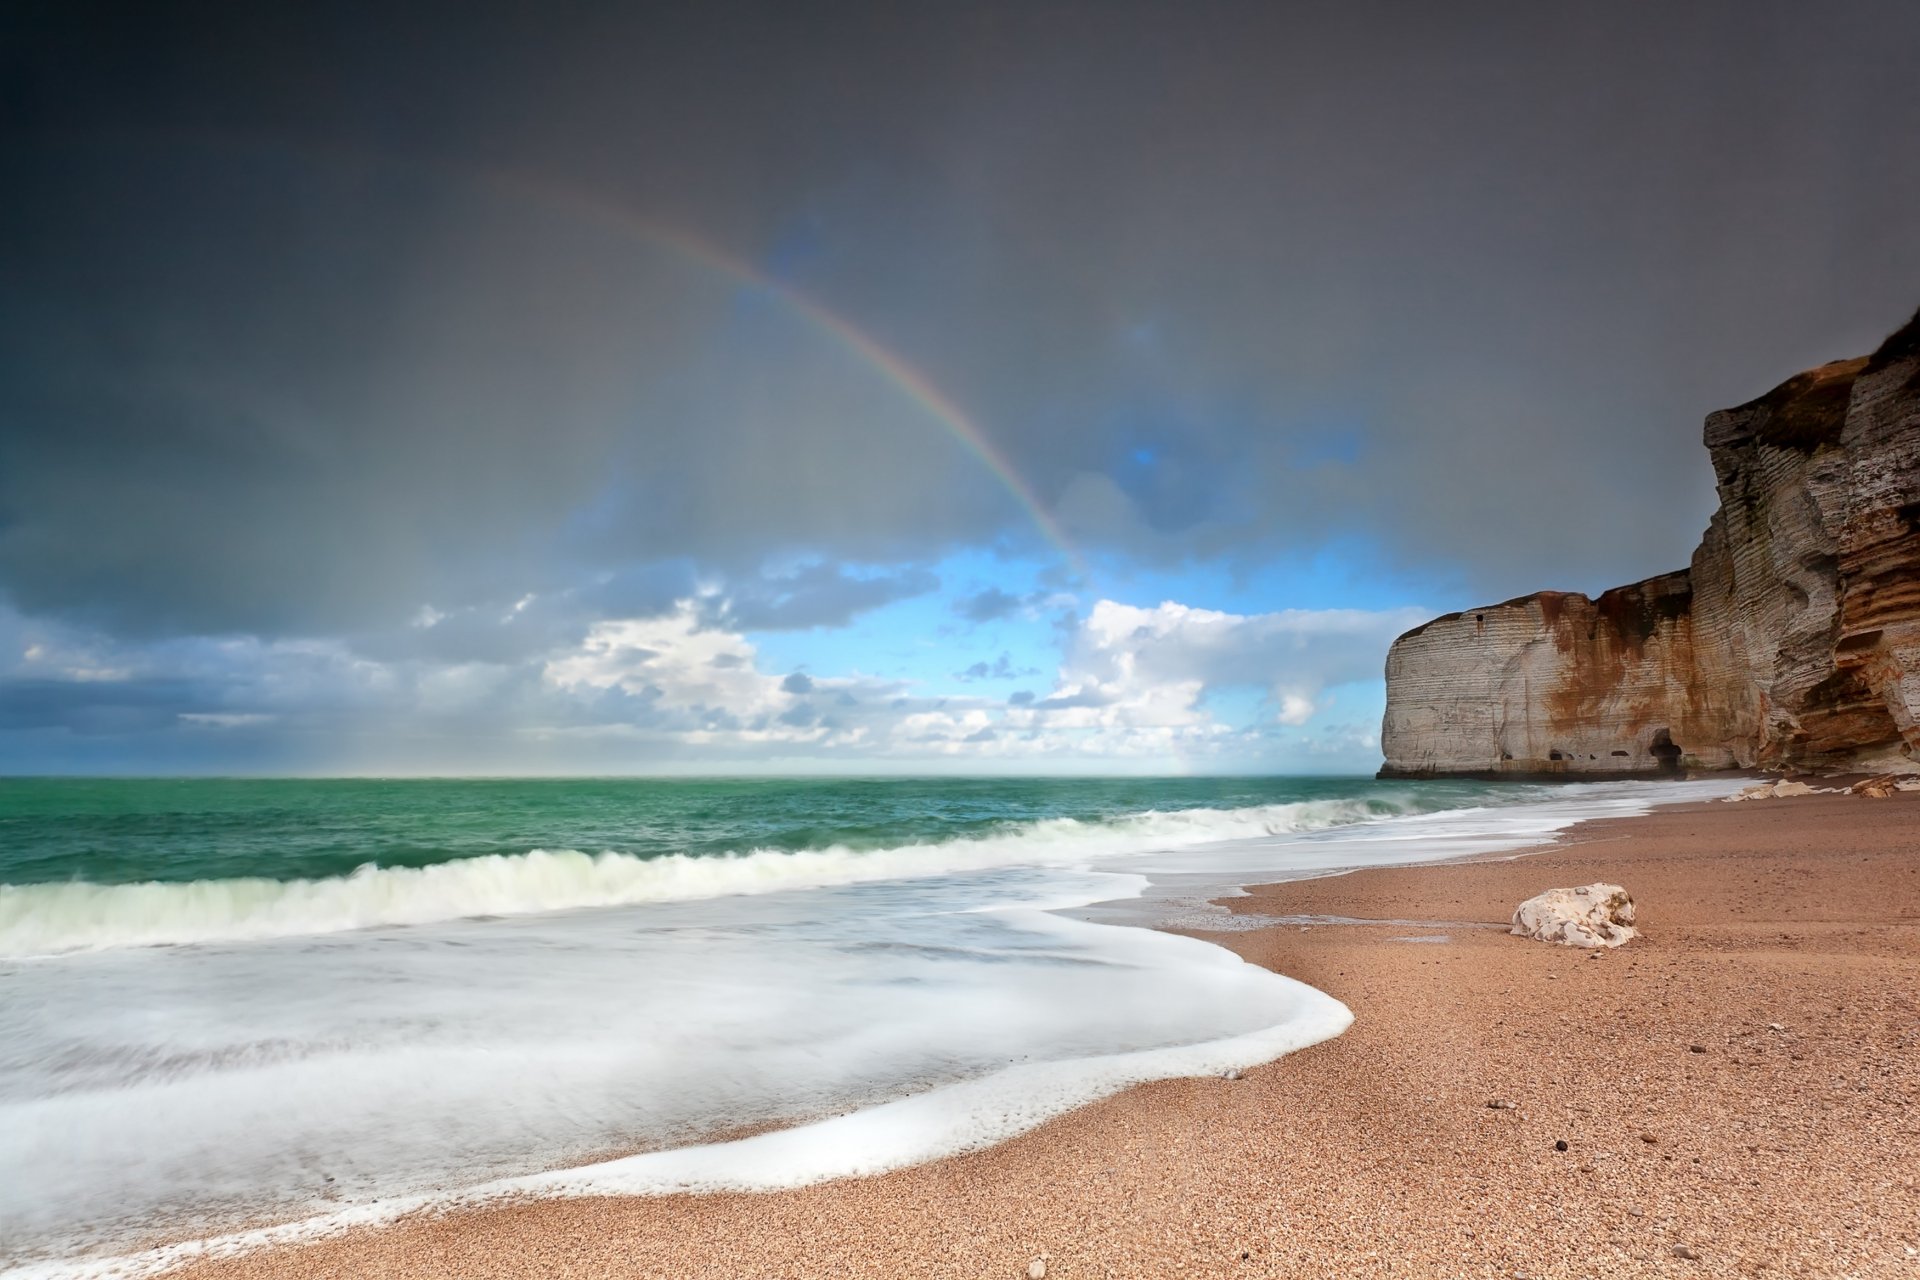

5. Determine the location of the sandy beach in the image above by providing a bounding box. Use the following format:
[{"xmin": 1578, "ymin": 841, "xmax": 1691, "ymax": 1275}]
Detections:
[{"xmin": 172, "ymin": 788, "xmax": 1919, "ymax": 1280}]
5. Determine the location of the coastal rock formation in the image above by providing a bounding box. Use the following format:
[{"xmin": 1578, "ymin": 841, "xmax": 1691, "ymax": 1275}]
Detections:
[
  {"xmin": 1382, "ymin": 308, "xmax": 1920, "ymax": 778},
  {"xmin": 1509, "ymin": 883, "xmax": 1637, "ymax": 948}
]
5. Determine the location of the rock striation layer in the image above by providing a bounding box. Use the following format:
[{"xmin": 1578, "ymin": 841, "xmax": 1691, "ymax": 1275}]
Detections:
[{"xmin": 1381, "ymin": 308, "xmax": 1920, "ymax": 778}]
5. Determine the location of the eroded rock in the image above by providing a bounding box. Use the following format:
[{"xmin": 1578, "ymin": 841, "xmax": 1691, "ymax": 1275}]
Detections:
[
  {"xmin": 1381, "ymin": 307, "xmax": 1920, "ymax": 779},
  {"xmin": 1510, "ymin": 883, "xmax": 1637, "ymax": 948},
  {"xmin": 1724, "ymin": 779, "xmax": 1824, "ymax": 801}
]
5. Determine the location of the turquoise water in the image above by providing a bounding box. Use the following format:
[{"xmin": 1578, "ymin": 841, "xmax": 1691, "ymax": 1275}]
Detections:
[{"xmin": 0, "ymin": 774, "xmax": 1515, "ymax": 888}]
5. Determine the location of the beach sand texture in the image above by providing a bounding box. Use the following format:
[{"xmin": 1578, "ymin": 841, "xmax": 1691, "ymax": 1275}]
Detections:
[{"xmin": 176, "ymin": 790, "xmax": 1919, "ymax": 1279}]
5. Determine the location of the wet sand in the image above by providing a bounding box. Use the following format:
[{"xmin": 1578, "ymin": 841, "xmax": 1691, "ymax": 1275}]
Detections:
[{"xmin": 177, "ymin": 789, "xmax": 1920, "ymax": 1279}]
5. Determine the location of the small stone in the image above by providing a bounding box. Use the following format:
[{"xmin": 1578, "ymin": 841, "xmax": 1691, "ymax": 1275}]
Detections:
[
  {"xmin": 1689, "ymin": 1044, "xmax": 1708, "ymax": 1054},
  {"xmin": 1627, "ymin": 1207, "xmax": 1645, "ymax": 1218},
  {"xmin": 1487, "ymin": 1099, "xmax": 1516, "ymax": 1109},
  {"xmin": 1640, "ymin": 1133, "xmax": 1659, "ymax": 1144},
  {"xmin": 1028, "ymin": 1259, "xmax": 1047, "ymax": 1279},
  {"xmin": 1579, "ymin": 1163, "xmax": 1596, "ymax": 1173},
  {"xmin": 1221, "ymin": 1067, "xmax": 1244, "ymax": 1081},
  {"xmin": 1672, "ymin": 1244, "xmax": 1701, "ymax": 1261},
  {"xmin": 1554, "ymin": 1139, "xmax": 1568, "ymax": 1152}
]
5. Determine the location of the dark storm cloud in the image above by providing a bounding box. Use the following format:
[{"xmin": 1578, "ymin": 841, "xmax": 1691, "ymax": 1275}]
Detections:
[
  {"xmin": 338, "ymin": 555, "xmax": 935, "ymax": 669},
  {"xmin": 0, "ymin": 676, "xmax": 216, "ymax": 735},
  {"xmin": 696, "ymin": 564, "xmax": 940, "ymax": 632},
  {"xmin": 347, "ymin": 600, "xmax": 591, "ymax": 666},
  {"xmin": 572, "ymin": 566, "xmax": 703, "ymax": 628},
  {"xmin": 954, "ymin": 588, "xmax": 1026, "ymax": 624},
  {"xmin": 955, "ymin": 653, "xmax": 1033, "ymax": 682},
  {"xmin": 2, "ymin": 0, "xmax": 1917, "ymax": 649},
  {"xmin": 0, "ymin": 144, "xmax": 993, "ymax": 638}
]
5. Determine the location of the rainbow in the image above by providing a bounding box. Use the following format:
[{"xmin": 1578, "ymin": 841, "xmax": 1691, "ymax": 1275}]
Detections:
[
  {"xmin": 57, "ymin": 131, "xmax": 1090, "ymax": 577},
  {"xmin": 485, "ymin": 176, "xmax": 1089, "ymax": 577}
]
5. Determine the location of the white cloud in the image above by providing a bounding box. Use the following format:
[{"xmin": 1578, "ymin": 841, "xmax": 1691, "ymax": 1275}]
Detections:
[
  {"xmin": 1276, "ymin": 693, "xmax": 1316, "ymax": 726},
  {"xmin": 544, "ymin": 606, "xmax": 786, "ymax": 722},
  {"xmin": 1058, "ymin": 598, "xmax": 1425, "ymax": 732},
  {"xmin": 1, "ymin": 591, "xmax": 1420, "ymax": 773}
]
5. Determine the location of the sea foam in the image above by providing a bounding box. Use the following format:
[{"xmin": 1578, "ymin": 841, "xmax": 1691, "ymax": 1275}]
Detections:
[
  {"xmin": 0, "ymin": 796, "xmax": 1405, "ymax": 957},
  {"xmin": 1, "ymin": 901, "xmax": 1352, "ymax": 1278}
]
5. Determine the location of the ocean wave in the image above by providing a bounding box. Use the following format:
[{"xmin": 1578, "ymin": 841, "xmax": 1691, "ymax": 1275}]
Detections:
[{"xmin": 0, "ymin": 796, "xmax": 1419, "ymax": 956}]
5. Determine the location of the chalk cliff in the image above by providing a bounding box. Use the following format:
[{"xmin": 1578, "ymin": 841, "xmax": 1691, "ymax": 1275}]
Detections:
[{"xmin": 1380, "ymin": 308, "xmax": 1920, "ymax": 778}]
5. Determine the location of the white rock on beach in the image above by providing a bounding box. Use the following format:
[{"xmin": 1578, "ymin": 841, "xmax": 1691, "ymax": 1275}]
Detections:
[{"xmin": 1510, "ymin": 883, "xmax": 1637, "ymax": 948}]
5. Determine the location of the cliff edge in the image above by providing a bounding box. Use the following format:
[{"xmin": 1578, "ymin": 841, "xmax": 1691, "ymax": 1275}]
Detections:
[{"xmin": 1380, "ymin": 307, "xmax": 1920, "ymax": 779}]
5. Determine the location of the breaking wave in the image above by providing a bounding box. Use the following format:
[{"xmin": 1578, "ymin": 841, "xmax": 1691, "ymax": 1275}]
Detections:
[{"xmin": 0, "ymin": 796, "xmax": 1417, "ymax": 957}]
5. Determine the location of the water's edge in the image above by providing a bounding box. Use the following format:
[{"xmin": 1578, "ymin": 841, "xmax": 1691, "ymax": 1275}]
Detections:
[{"xmin": 1, "ymin": 779, "xmax": 1741, "ymax": 1280}]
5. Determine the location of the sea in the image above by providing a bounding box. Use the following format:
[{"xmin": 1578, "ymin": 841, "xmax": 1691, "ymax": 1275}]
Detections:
[{"xmin": 0, "ymin": 774, "xmax": 1738, "ymax": 1274}]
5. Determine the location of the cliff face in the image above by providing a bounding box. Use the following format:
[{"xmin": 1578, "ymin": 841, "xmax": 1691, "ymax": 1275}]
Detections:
[{"xmin": 1381, "ymin": 309, "xmax": 1920, "ymax": 778}]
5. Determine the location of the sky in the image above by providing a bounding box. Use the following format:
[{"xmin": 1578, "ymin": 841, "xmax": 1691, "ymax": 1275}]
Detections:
[{"xmin": 2, "ymin": 1, "xmax": 1917, "ymax": 775}]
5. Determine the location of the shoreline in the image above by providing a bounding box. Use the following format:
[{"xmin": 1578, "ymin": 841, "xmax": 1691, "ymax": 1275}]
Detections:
[{"xmin": 74, "ymin": 790, "xmax": 1920, "ymax": 1277}]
